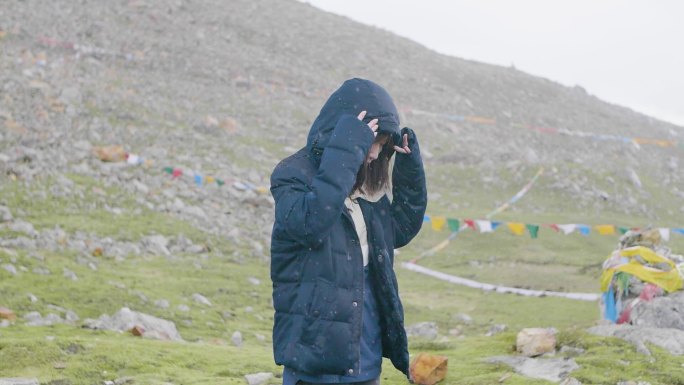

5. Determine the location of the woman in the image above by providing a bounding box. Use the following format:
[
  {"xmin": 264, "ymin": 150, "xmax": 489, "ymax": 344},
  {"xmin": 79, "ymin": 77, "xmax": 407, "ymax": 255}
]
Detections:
[{"xmin": 270, "ymin": 78, "xmax": 427, "ymax": 384}]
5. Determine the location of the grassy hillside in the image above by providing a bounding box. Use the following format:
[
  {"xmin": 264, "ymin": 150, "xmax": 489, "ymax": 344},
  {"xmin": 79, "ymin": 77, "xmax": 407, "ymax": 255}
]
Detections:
[{"xmin": 1, "ymin": 0, "xmax": 684, "ymax": 384}]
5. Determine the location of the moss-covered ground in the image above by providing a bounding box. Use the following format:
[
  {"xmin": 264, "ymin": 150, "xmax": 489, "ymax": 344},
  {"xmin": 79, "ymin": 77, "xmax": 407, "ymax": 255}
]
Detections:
[{"xmin": 2, "ymin": 162, "xmax": 684, "ymax": 385}]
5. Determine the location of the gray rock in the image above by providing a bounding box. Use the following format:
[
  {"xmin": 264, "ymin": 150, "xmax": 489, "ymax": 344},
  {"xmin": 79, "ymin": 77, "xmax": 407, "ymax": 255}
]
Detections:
[
  {"xmin": 629, "ymin": 291, "xmax": 684, "ymax": 329},
  {"xmin": 248, "ymin": 277, "xmax": 261, "ymax": 285},
  {"xmin": 142, "ymin": 235, "xmax": 170, "ymax": 256},
  {"xmin": 63, "ymin": 268, "xmax": 78, "ymax": 281},
  {"xmin": 176, "ymin": 304, "xmax": 190, "ymax": 312},
  {"xmin": 2, "ymin": 264, "xmax": 17, "ymax": 276},
  {"xmin": 192, "ymin": 293, "xmax": 212, "ymax": 306},
  {"xmin": 244, "ymin": 372, "xmax": 273, "ymax": 385},
  {"xmin": 65, "ymin": 310, "xmax": 79, "ymax": 323},
  {"xmin": 559, "ymin": 378, "xmax": 582, "ymax": 385},
  {"xmin": 0, "ymin": 379, "xmax": 40, "ymax": 385},
  {"xmin": 32, "ymin": 266, "xmax": 51, "ymax": 275},
  {"xmin": 155, "ymin": 299, "xmax": 170, "ymax": 309},
  {"xmin": 0, "ymin": 320, "xmax": 10, "ymax": 328},
  {"xmin": 83, "ymin": 307, "xmax": 182, "ymax": 341},
  {"xmin": 406, "ymin": 321, "xmax": 438, "ymax": 340},
  {"xmin": 9, "ymin": 221, "xmax": 37, "ymax": 238},
  {"xmin": 231, "ymin": 330, "xmax": 243, "ymax": 346},
  {"xmin": 626, "ymin": 168, "xmax": 642, "ymax": 189},
  {"xmin": 485, "ymin": 356, "xmax": 579, "ymax": 383},
  {"xmin": 27, "ymin": 293, "xmax": 38, "ymax": 303},
  {"xmin": 616, "ymin": 382, "xmax": 652, "ymax": 385},
  {"xmin": 486, "ymin": 324, "xmax": 508, "ymax": 337},
  {"xmin": 587, "ymin": 324, "xmax": 684, "ymax": 356},
  {"xmin": 559, "ymin": 345, "xmax": 585, "ymax": 357},
  {"xmin": 0, "ymin": 206, "xmax": 12, "ymax": 222},
  {"xmin": 454, "ymin": 313, "xmax": 473, "ymax": 324}
]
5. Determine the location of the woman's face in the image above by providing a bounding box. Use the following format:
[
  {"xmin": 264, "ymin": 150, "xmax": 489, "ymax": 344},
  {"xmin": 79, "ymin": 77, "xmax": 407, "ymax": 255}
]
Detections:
[{"xmin": 366, "ymin": 135, "xmax": 390, "ymax": 164}]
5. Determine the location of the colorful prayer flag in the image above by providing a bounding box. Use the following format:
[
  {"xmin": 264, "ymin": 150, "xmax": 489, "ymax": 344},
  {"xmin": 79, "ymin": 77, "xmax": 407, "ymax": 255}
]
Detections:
[
  {"xmin": 658, "ymin": 228, "xmax": 671, "ymax": 242},
  {"xmin": 526, "ymin": 224, "xmax": 539, "ymax": 239},
  {"xmin": 507, "ymin": 223, "xmax": 526, "ymax": 236},
  {"xmin": 475, "ymin": 220, "xmax": 493, "ymax": 233},
  {"xmin": 577, "ymin": 225, "xmax": 591, "ymax": 236},
  {"xmin": 447, "ymin": 218, "xmax": 460, "ymax": 232},
  {"xmin": 194, "ymin": 174, "xmax": 204, "ymax": 186},
  {"xmin": 595, "ymin": 225, "xmax": 616, "ymax": 235},
  {"xmin": 557, "ymin": 224, "xmax": 576, "ymax": 235},
  {"xmin": 618, "ymin": 226, "xmax": 630, "ymax": 235},
  {"xmin": 464, "ymin": 220, "xmax": 476, "ymax": 230},
  {"xmin": 431, "ymin": 216, "xmax": 447, "ymax": 231}
]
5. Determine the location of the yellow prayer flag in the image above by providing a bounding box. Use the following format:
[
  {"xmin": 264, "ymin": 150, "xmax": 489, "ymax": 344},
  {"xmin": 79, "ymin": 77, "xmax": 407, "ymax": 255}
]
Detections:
[
  {"xmin": 431, "ymin": 216, "xmax": 447, "ymax": 231},
  {"xmin": 595, "ymin": 225, "xmax": 616, "ymax": 235},
  {"xmin": 256, "ymin": 186, "xmax": 269, "ymax": 194},
  {"xmin": 205, "ymin": 176, "xmax": 216, "ymax": 184},
  {"xmin": 507, "ymin": 222, "xmax": 525, "ymax": 236}
]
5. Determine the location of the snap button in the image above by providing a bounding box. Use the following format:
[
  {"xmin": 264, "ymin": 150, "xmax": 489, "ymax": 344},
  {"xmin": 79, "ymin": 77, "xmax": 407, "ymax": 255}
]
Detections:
[
  {"xmin": 352, "ymin": 301, "xmax": 358, "ymax": 307},
  {"xmin": 312, "ymin": 310, "xmax": 320, "ymax": 317},
  {"xmin": 348, "ymin": 369, "xmax": 354, "ymax": 375},
  {"xmin": 377, "ymin": 254, "xmax": 383, "ymax": 262},
  {"xmin": 347, "ymin": 254, "xmax": 352, "ymax": 261}
]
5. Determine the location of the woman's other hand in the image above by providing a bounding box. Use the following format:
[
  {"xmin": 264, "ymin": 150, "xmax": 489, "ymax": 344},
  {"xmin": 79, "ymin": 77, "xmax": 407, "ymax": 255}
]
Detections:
[{"xmin": 357, "ymin": 110, "xmax": 378, "ymax": 137}]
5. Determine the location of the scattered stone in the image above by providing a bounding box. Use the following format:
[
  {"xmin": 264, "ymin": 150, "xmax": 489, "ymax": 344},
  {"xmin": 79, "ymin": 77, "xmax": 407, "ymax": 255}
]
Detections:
[
  {"xmin": 0, "ymin": 206, "xmax": 12, "ymax": 222},
  {"xmin": 53, "ymin": 362, "xmax": 67, "ymax": 369},
  {"xmin": 9, "ymin": 221, "xmax": 37, "ymax": 237},
  {"xmin": 130, "ymin": 325, "xmax": 145, "ymax": 337},
  {"xmin": 406, "ymin": 321, "xmax": 439, "ymax": 340},
  {"xmin": 0, "ymin": 320, "xmax": 10, "ymax": 327},
  {"xmin": 486, "ymin": 324, "xmax": 508, "ymax": 337},
  {"xmin": 176, "ymin": 304, "xmax": 190, "ymax": 312},
  {"xmin": 231, "ymin": 330, "xmax": 243, "ymax": 347},
  {"xmin": 192, "ymin": 293, "xmax": 212, "ymax": 306},
  {"xmin": 83, "ymin": 307, "xmax": 183, "ymax": 341},
  {"xmin": 114, "ymin": 377, "xmax": 134, "ymax": 385},
  {"xmin": 63, "ymin": 268, "xmax": 78, "ymax": 281},
  {"xmin": 485, "ymin": 356, "xmax": 579, "ymax": 383},
  {"xmin": 0, "ymin": 379, "xmax": 40, "ymax": 385},
  {"xmin": 559, "ymin": 345, "xmax": 585, "ymax": 357},
  {"xmin": 559, "ymin": 378, "xmax": 582, "ymax": 385},
  {"xmin": 517, "ymin": 328, "xmax": 557, "ymax": 357},
  {"xmin": 155, "ymin": 299, "xmax": 170, "ymax": 309},
  {"xmin": 0, "ymin": 307, "xmax": 17, "ymax": 321},
  {"xmin": 454, "ymin": 313, "xmax": 473, "ymax": 324},
  {"xmin": 32, "ymin": 266, "xmax": 51, "ymax": 275},
  {"xmin": 142, "ymin": 235, "xmax": 170, "ymax": 256},
  {"xmin": 244, "ymin": 372, "xmax": 272, "ymax": 385},
  {"xmin": 23, "ymin": 312, "xmax": 64, "ymax": 326},
  {"xmin": 2, "ymin": 264, "xmax": 17, "ymax": 276},
  {"xmin": 587, "ymin": 324, "xmax": 684, "ymax": 356},
  {"xmin": 248, "ymin": 277, "xmax": 261, "ymax": 285},
  {"xmin": 27, "ymin": 293, "xmax": 38, "ymax": 303}
]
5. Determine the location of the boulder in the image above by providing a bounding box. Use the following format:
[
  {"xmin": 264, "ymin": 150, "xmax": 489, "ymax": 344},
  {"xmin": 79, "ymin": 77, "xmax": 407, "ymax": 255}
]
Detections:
[
  {"xmin": 406, "ymin": 321, "xmax": 439, "ymax": 340},
  {"xmin": 486, "ymin": 356, "xmax": 579, "ymax": 383},
  {"xmin": 244, "ymin": 372, "xmax": 272, "ymax": 385},
  {"xmin": 587, "ymin": 324, "xmax": 684, "ymax": 356},
  {"xmin": 517, "ymin": 328, "xmax": 557, "ymax": 357},
  {"xmin": 83, "ymin": 307, "xmax": 182, "ymax": 341}
]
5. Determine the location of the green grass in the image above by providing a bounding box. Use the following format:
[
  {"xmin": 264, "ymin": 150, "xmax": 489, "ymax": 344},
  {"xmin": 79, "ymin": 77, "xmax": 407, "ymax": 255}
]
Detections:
[{"xmin": 2, "ymin": 155, "xmax": 684, "ymax": 384}]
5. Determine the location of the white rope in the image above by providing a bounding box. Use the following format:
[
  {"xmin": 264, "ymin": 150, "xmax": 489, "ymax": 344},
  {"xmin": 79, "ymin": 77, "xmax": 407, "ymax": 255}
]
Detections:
[{"xmin": 402, "ymin": 262, "xmax": 600, "ymax": 302}]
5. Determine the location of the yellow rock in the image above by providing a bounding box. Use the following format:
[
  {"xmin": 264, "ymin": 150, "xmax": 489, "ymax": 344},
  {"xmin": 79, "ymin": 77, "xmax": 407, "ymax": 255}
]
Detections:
[{"xmin": 410, "ymin": 352, "xmax": 448, "ymax": 385}]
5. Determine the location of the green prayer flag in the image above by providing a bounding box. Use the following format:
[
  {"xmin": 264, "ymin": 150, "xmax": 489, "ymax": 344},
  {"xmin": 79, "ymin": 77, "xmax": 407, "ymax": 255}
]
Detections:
[
  {"xmin": 526, "ymin": 224, "xmax": 539, "ymax": 239},
  {"xmin": 216, "ymin": 179, "xmax": 225, "ymax": 186},
  {"xmin": 163, "ymin": 166, "xmax": 174, "ymax": 174},
  {"xmin": 447, "ymin": 218, "xmax": 460, "ymax": 232},
  {"xmin": 618, "ymin": 227, "xmax": 629, "ymax": 234}
]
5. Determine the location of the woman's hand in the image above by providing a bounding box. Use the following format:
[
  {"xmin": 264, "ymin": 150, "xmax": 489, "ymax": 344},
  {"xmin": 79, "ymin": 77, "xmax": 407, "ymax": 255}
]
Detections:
[
  {"xmin": 393, "ymin": 133, "xmax": 411, "ymax": 154},
  {"xmin": 357, "ymin": 110, "xmax": 378, "ymax": 137}
]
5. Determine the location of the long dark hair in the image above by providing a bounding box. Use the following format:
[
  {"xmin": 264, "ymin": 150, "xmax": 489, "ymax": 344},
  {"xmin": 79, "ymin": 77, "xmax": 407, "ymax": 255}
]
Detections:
[{"xmin": 352, "ymin": 133, "xmax": 395, "ymax": 196}]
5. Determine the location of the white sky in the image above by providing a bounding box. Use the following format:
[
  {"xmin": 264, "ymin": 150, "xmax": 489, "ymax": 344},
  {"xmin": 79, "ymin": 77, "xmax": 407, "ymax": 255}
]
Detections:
[{"xmin": 301, "ymin": 0, "xmax": 684, "ymax": 127}]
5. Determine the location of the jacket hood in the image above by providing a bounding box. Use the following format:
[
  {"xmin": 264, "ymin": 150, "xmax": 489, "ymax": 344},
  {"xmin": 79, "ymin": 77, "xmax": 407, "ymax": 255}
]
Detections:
[{"xmin": 306, "ymin": 78, "xmax": 400, "ymax": 157}]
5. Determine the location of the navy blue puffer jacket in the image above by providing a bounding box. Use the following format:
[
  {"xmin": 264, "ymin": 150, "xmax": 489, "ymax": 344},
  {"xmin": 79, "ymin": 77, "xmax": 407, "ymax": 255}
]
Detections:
[{"xmin": 270, "ymin": 78, "xmax": 427, "ymax": 377}]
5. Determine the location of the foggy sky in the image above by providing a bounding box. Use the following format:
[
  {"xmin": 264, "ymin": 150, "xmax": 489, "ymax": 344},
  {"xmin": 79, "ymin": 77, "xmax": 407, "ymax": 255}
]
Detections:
[{"xmin": 302, "ymin": 0, "xmax": 684, "ymax": 128}]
